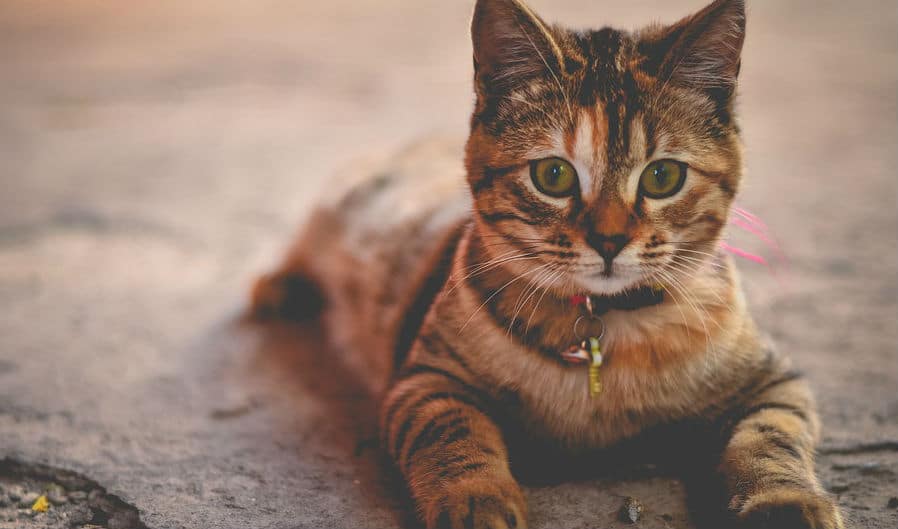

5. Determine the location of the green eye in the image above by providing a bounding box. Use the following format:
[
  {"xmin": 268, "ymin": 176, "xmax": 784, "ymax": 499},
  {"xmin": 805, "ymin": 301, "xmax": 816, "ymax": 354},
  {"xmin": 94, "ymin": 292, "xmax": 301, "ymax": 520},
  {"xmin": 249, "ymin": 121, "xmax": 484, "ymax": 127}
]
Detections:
[
  {"xmin": 530, "ymin": 157, "xmax": 578, "ymax": 198},
  {"xmin": 639, "ymin": 160, "xmax": 687, "ymax": 199}
]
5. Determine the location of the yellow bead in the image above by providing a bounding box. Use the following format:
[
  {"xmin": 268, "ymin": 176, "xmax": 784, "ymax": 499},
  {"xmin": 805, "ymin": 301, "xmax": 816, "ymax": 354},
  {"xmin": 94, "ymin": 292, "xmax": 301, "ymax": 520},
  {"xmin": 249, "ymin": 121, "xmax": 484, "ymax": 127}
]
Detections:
[{"xmin": 31, "ymin": 495, "xmax": 50, "ymax": 513}]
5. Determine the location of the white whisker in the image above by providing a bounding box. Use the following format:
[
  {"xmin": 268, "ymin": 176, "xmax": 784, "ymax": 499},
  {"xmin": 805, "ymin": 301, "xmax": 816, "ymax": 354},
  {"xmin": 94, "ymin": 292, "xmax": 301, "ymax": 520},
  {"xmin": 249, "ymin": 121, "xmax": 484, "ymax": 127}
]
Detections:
[{"xmin": 459, "ymin": 262, "xmax": 555, "ymax": 334}]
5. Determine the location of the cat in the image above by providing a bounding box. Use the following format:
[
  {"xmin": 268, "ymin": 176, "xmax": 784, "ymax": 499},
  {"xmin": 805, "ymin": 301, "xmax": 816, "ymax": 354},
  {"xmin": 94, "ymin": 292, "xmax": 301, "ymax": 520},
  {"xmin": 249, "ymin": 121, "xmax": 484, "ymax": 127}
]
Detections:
[{"xmin": 251, "ymin": 0, "xmax": 843, "ymax": 527}]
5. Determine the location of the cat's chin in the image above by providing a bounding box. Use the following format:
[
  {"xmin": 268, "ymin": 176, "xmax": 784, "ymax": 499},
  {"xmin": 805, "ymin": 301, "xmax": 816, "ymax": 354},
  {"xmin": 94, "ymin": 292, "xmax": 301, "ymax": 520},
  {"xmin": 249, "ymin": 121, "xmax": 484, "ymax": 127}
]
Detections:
[{"xmin": 573, "ymin": 272, "xmax": 647, "ymax": 296}]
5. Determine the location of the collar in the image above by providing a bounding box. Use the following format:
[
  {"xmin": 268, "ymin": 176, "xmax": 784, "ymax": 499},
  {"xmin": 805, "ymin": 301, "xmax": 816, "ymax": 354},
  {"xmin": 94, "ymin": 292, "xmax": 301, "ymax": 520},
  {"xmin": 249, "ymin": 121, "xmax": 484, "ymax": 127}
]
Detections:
[{"xmin": 569, "ymin": 284, "xmax": 665, "ymax": 316}]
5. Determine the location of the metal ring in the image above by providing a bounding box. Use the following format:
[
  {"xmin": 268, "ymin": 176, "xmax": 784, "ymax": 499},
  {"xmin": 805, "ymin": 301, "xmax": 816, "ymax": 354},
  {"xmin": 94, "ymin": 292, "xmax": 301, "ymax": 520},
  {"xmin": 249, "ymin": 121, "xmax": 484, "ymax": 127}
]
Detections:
[
  {"xmin": 594, "ymin": 316, "xmax": 606, "ymax": 341},
  {"xmin": 573, "ymin": 316, "xmax": 586, "ymax": 340},
  {"xmin": 573, "ymin": 315, "xmax": 605, "ymax": 341}
]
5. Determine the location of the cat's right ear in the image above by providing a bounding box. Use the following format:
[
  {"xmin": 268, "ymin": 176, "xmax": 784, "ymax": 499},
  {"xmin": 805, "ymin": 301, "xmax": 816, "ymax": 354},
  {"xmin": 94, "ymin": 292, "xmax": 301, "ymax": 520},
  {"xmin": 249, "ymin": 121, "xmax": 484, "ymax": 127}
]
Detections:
[{"xmin": 471, "ymin": 0, "xmax": 564, "ymax": 96}]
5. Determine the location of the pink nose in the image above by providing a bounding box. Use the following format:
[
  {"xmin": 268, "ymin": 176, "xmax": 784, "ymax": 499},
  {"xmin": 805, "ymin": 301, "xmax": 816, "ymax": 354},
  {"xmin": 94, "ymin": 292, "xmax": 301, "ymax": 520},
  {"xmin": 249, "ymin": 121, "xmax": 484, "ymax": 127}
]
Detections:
[{"xmin": 588, "ymin": 232, "xmax": 630, "ymax": 261}]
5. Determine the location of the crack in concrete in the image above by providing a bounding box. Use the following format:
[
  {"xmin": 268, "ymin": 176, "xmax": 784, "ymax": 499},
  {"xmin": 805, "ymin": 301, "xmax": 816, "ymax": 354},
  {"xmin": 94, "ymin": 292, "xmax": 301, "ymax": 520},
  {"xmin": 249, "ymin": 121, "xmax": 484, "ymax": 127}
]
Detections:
[
  {"xmin": 0, "ymin": 457, "xmax": 147, "ymax": 529},
  {"xmin": 820, "ymin": 441, "xmax": 898, "ymax": 455}
]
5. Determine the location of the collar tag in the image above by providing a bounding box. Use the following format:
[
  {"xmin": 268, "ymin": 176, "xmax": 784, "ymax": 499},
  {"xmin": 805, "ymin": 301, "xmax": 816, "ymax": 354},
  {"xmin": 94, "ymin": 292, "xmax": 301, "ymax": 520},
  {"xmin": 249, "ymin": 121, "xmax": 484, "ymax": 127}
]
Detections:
[
  {"xmin": 587, "ymin": 336, "xmax": 603, "ymax": 397},
  {"xmin": 563, "ymin": 284, "xmax": 667, "ymax": 397}
]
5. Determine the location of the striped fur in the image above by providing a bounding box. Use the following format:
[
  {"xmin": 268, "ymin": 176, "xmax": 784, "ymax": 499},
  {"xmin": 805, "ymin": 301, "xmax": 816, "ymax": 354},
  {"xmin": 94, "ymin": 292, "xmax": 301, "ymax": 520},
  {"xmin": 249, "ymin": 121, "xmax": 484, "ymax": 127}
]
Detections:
[{"xmin": 252, "ymin": 1, "xmax": 842, "ymax": 527}]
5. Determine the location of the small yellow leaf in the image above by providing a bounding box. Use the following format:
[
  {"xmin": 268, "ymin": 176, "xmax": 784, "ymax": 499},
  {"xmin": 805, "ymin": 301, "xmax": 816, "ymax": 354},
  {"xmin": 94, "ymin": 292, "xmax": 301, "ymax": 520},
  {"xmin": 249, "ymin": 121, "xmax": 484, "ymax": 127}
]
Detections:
[{"xmin": 31, "ymin": 494, "xmax": 50, "ymax": 512}]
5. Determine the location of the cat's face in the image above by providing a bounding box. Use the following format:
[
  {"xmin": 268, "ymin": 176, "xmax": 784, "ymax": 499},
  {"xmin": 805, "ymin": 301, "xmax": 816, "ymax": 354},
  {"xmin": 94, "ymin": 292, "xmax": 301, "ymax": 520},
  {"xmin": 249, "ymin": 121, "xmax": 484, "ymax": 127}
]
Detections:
[{"xmin": 466, "ymin": 0, "xmax": 744, "ymax": 295}]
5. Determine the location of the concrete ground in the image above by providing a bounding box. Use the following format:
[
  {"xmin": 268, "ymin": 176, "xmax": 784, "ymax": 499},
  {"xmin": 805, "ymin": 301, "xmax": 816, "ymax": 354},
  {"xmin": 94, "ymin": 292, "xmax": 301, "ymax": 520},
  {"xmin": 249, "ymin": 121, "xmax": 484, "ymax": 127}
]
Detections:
[{"xmin": 1, "ymin": 0, "xmax": 896, "ymax": 528}]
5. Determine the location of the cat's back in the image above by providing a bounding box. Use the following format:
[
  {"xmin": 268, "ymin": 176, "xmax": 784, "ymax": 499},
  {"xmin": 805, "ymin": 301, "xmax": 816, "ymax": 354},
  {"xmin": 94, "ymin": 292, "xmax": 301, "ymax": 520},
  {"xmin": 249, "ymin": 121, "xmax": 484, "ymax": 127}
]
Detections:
[{"xmin": 299, "ymin": 137, "xmax": 472, "ymax": 393}]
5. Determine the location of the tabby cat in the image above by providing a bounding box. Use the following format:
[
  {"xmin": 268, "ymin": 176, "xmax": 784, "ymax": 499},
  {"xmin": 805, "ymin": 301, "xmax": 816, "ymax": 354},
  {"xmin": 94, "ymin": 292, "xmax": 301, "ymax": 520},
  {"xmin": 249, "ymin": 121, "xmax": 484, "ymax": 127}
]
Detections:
[{"xmin": 251, "ymin": 0, "xmax": 843, "ymax": 527}]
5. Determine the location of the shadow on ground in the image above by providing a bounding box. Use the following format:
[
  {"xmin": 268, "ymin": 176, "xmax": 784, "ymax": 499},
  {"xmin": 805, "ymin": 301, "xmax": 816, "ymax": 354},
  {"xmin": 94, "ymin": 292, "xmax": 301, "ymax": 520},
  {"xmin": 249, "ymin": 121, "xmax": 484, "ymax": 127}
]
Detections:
[
  {"xmin": 237, "ymin": 318, "xmax": 413, "ymax": 528},
  {"xmin": 237, "ymin": 316, "xmax": 738, "ymax": 529}
]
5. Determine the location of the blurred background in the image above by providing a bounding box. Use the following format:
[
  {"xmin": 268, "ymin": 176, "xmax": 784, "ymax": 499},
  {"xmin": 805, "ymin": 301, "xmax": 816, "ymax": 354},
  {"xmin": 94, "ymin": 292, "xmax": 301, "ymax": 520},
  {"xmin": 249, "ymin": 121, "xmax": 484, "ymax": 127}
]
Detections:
[{"xmin": 0, "ymin": 1, "xmax": 895, "ymax": 528}]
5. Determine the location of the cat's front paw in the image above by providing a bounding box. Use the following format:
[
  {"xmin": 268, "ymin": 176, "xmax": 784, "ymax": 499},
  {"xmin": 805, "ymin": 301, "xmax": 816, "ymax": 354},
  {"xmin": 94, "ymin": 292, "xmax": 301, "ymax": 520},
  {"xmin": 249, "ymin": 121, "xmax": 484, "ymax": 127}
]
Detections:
[
  {"xmin": 734, "ymin": 487, "xmax": 843, "ymax": 529},
  {"xmin": 424, "ymin": 476, "xmax": 527, "ymax": 529}
]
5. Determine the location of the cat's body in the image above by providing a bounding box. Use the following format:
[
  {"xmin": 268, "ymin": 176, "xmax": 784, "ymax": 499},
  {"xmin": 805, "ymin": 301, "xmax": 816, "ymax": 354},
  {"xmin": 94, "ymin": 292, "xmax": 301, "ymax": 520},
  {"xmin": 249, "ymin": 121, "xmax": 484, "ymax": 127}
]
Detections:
[
  {"xmin": 252, "ymin": 1, "xmax": 843, "ymax": 528},
  {"xmin": 254, "ymin": 140, "xmax": 472, "ymax": 390}
]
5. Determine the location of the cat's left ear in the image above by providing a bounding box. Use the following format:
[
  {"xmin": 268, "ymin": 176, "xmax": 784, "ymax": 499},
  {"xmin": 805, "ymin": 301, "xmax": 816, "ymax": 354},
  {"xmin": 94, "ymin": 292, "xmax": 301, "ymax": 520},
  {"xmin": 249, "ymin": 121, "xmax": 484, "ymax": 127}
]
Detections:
[
  {"xmin": 470, "ymin": 0, "xmax": 565, "ymax": 96},
  {"xmin": 639, "ymin": 0, "xmax": 746, "ymax": 95}
]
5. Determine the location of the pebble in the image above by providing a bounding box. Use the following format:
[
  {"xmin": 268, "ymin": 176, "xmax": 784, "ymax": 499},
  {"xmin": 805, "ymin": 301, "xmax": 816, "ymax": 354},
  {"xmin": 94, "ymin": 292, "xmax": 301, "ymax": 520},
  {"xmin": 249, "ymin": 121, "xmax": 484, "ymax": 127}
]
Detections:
[
  {"xmin": 618, "ymin": 496, "xmax": 644, "ymax": 524},
  {"xmin": 68, "ymin": 490, "xmax": 88, "ymax": 502},
  {"xmin": 17, "ymin": 491, "xmax": 39, "ymax": 508},
  {"xmin": 6, "ymin": 485, "xmax": 24, "ymax": 502},
  {"xmin": 46, "ymin": 483, "xmax": 67, "ymax": 501},
  {"xmin": 47, "ymin": 487, "xmax": 69, "ymax": 505},
  {"xmin": 49, "ymin": 492, "xmax": 69, "ymax": 505}
]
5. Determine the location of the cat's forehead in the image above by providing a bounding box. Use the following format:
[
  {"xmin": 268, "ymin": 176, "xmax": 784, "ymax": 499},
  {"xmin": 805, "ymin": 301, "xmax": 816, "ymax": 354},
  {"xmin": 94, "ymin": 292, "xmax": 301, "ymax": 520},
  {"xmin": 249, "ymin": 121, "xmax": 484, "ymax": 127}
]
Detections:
[
  {"xmin": 514, "ymin": 39, "xmax": 713, "ymax": 141},
  {"xmin": 495, "ymin": 30, "xmax": 646, "ymax": 172},
  {"xmin": 565, "ymin": 27, "xmax": 635, "ymax": 101},
  {"xmin": 492, "ymin": 28, "xmax": 647, "ymax": 145}
]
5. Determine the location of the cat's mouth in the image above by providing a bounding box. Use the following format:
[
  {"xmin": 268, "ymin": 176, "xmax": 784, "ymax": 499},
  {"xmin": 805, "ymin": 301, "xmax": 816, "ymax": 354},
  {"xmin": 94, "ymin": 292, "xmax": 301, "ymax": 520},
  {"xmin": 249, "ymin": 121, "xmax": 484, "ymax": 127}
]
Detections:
[{"xmin": 576, "ymin": 263, "xmax": 652, "ymax": 296}]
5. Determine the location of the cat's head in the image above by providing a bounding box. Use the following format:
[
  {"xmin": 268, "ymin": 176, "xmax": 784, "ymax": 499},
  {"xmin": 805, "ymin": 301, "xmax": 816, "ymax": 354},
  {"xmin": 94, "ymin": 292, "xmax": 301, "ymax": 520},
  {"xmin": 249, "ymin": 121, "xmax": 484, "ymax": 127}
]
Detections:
[{"xmin": 465, "ymin": 0, "xmax": 744, "ymax": 295}]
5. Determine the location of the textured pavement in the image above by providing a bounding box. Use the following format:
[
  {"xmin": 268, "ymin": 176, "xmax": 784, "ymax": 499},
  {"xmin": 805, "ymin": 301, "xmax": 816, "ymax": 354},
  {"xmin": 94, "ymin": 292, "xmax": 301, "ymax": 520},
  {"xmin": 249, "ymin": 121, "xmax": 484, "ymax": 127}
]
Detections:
[{"xmin": 1, "ymin": 1, "xmax": 896, "ymax": 528}]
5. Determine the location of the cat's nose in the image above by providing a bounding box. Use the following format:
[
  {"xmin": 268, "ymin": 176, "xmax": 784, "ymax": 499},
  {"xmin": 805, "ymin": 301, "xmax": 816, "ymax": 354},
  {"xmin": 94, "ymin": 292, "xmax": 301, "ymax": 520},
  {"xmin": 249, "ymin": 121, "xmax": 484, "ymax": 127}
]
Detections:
[{"xmin": 587, "ymin": 232, "xmax": 630, "ymax": 261}]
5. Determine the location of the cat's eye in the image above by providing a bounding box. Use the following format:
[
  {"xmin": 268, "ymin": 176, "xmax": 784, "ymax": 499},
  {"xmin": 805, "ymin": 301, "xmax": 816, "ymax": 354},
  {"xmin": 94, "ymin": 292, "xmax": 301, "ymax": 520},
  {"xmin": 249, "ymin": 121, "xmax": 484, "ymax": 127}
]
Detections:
[
  {"xmin": 639, "ymin": 160, "xmax": 687, "ymax": 199},
  {"xmin": 530, "ymin": 157, "xmax": 578, "ymax": 198}
]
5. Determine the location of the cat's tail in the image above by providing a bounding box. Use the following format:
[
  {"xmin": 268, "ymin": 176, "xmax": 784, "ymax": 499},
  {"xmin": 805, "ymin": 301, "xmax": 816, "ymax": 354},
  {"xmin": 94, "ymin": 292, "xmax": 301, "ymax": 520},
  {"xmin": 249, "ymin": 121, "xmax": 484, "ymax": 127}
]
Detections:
[
  {"xmin": 249, "ymin": 225, "xmax": 330, "ymax": 321},
  {"xmin": 249, "ymin": 268, "xmax": 324, "ymax": 321}
]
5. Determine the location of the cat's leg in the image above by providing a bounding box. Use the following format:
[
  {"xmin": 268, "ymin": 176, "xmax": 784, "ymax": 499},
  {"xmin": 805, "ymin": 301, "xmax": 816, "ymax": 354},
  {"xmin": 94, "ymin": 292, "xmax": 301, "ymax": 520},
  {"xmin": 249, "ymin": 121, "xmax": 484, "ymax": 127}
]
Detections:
[
  {"xmin": 381, "ymin": 364, "xmax": 526, "ymax": 529},
  {"xmin": 720, "ymin": 371, "xmax": 842, "ymax": 529}
]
